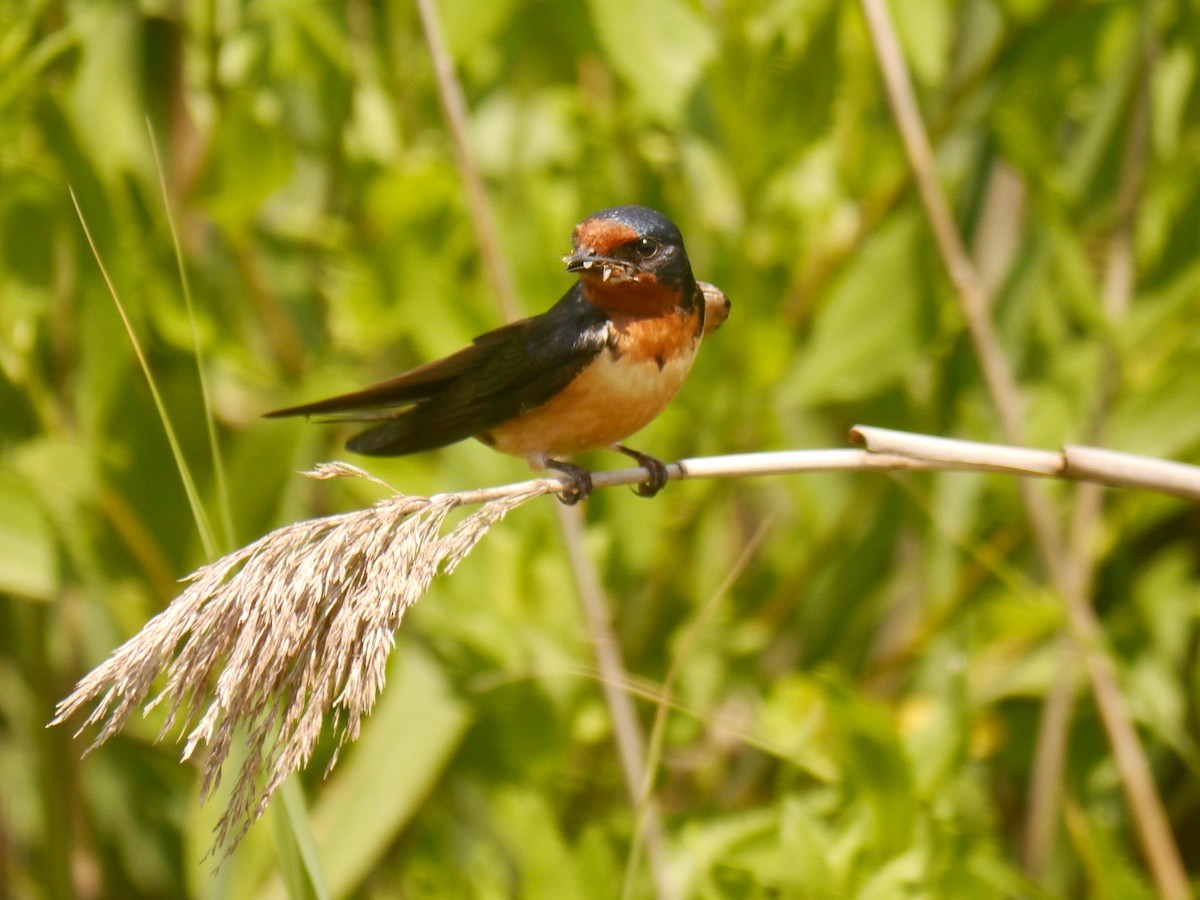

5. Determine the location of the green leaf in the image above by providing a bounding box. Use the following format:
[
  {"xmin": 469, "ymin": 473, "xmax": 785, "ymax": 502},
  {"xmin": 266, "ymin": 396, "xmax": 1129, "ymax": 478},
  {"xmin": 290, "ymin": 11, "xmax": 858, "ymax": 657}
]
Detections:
[
  {"xmin": 584, "ymin": 0, "xmax": 717, "ymax": 123},
  {"xmin": 889, "ymin": 0, "xmax": 952, "ymax": 87},
  {"xmin": 303, "ymin": 643, "xmax": 470, "ymax": 898},
  {"xmin": 67, "ymin": 3, "xmax": 150, "ymax": 180},
  {"xmin": 273, "ymin": 779, "xmax": 331, "ymax": 900},
  {"xmin": 0, "ymin": 468, "xmax": 58, "ymax": 600},
  {"xmin": 438, "ymin": 0, "xmax": 522, "ymax": 62},
  {"xmin": 782, "ymin": 212, "xmax": 926, "ymax": 405}
]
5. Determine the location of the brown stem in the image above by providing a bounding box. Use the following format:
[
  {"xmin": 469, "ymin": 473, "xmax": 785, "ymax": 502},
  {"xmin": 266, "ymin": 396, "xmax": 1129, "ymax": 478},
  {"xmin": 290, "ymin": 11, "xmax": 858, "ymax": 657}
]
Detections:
[
  {"xmin": 412, "ymin": 2, "xmax": 672, "ymax": 893},
  {"xmin": 556, "ymin": 505, "xmax": 676, "ymax": 900},
  {"xmin": 412, "ymin": 0, "xmax": 521, "ymax": 323},
  {"xmin": 858, "ymin": 2, "xmax": 1188, "ymax": 896},
  {"xmin": 1026, "ymin": 23, "xmax": 1159, "ymax": 882}
]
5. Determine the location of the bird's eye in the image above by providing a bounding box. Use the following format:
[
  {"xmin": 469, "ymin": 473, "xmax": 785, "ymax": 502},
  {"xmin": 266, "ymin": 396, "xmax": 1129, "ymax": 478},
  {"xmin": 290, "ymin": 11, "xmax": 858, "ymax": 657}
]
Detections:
[{"xmin": 634, "ymin": 237, "xmax": 659, "ymax": 259}]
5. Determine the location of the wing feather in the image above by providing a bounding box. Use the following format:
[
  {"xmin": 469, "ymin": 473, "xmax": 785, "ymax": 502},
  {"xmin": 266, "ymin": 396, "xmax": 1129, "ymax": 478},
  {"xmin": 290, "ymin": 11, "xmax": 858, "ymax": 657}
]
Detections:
[
  {"xmin": 267, "ymin": 286, "xmax": 612, "ymax": 457},
  {"xmin": 262, "ymin": 319, "xmax": 532, "ymax": 419}
]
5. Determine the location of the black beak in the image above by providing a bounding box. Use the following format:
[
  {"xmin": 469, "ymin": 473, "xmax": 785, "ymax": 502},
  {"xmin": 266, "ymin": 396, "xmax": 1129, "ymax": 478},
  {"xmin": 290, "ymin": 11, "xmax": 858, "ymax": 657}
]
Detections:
[
  {"xmin": 563, "ymin": 248, "xmax": 600, "ymax": 273},
  {"xmin": 563, "ymin": 249, "xmax": 635, "ymax": 283}
]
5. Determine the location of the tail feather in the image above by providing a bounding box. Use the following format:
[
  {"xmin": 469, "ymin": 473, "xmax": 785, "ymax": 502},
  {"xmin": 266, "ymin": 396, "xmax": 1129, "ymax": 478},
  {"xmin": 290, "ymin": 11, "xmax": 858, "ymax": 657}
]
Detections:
[
  {"xmin": 344, "ymin": 412, "xmax": 477, "ymax": 456},
  {"xmin": 263, "ymin": 325, "xmax": 531, "ymax": 420}
]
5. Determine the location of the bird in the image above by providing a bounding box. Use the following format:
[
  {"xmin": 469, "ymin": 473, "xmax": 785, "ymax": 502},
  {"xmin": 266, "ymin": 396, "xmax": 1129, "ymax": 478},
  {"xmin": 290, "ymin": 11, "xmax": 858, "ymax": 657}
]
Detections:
[{"xmin": 265, "ymin": 205, "xmax": 730, "ymax": 504}]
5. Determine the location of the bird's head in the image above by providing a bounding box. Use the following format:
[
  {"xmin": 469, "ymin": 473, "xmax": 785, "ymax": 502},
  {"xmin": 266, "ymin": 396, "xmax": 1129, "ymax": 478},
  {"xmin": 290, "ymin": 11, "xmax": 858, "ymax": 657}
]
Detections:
[{"xmin": 563, "ymin": 206, "xmax": 694, "ymax": 292}]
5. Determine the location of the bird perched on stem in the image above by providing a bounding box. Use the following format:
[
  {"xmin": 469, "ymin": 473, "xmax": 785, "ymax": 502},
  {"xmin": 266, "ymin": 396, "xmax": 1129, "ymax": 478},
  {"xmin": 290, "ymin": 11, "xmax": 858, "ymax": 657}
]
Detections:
[{"xmin": 266, "ymin": 205, "xmax": 730, "ymax": 503}]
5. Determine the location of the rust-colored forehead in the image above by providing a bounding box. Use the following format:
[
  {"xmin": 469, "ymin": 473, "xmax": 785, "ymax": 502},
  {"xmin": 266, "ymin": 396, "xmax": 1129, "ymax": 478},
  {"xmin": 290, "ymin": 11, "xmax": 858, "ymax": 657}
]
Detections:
[{"xmin": 572, "ymin": 218, "xmax": 639, "ymax": 255}]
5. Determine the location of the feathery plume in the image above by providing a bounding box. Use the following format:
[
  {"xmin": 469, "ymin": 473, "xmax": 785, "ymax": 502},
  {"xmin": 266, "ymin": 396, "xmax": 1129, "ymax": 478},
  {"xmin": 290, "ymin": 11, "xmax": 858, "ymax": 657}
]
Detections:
[{"xmin": 52, "ymin": 464, "xmax": 547, "ymax": 853}]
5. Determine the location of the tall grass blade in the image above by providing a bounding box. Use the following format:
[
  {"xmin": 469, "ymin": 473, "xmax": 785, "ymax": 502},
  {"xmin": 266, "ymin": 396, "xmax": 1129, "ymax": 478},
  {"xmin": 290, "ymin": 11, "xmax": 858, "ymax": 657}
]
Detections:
[
  {"xmin": 147, "ymin": 121, "xmax": 236, "ymax": 549},
  {"xmin": 68, "ymin": 186, "xmax": 218, "ymax": 560}
]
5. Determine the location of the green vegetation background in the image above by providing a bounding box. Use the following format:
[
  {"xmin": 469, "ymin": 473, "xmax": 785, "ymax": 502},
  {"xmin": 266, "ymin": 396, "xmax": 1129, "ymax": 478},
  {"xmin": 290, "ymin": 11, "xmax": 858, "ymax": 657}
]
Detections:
[{"xmin": 3, "ymin": 0, "xmax": 1199, "ymax": 897}]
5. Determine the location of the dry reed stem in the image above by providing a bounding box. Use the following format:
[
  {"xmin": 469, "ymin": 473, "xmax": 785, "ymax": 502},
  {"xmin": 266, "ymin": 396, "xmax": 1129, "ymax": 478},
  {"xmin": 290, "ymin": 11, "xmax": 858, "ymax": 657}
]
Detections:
[
  {"xmin": 410, "ymin": 2, "xmax": 672, "ymax": 894},
  {"xmin": 50, "ymin": 435, "xmax": 1200, "ymax": 857},
  {"xmin": 858, "ymin": 3, "xmax": 1189, "ymax": 895},
  {"xmin": 1025, "ymin": 29, "xmax": 1155, "ymax": 875},
  {"xmin": 412, "ymin": 0, "xmax": 520, "ymax": 323},
  {"xmin": 556, "ymin": 503, "xmax": 675, "ymax": 900}
]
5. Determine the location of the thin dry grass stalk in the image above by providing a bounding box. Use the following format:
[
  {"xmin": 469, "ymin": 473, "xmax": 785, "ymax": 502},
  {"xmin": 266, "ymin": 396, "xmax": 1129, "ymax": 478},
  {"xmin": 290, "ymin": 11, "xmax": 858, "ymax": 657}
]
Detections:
[
  {"xmin": 50, "ymin": 434, "xmax": 1200, "ymax": 859},
  {"xmin": 52, "ymin": 463, "xmax": 546, "ymax": 854},
  {"xmin": 859, "ymin": 1, "xmax": 1189, "ymax": 894}
]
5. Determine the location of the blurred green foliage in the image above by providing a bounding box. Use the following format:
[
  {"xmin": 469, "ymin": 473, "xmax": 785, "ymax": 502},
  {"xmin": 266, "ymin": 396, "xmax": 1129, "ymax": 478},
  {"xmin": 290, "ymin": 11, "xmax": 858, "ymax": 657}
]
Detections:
[{"xmin": 2, "ymin": 0, "xmax": 1199, "ymax": 897}]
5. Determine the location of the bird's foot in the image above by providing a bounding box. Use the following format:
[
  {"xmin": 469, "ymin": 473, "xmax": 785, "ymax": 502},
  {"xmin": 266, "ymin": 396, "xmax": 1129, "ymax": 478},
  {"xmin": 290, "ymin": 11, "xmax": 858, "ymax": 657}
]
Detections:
[
  {"xmin": 614, "ymin": 445, "xmax": 669, "ymax": 498},
  {"xmin": 545, "ymin": 459, "xmax": 594, "ymax": 505}
]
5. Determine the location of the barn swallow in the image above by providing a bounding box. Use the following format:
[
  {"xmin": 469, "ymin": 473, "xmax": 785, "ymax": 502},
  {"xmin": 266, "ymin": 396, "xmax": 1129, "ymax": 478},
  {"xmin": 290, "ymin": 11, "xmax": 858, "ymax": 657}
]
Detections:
[{"xmin": 266, "ymin": 205, "xmax": 730, "ymax": 504}]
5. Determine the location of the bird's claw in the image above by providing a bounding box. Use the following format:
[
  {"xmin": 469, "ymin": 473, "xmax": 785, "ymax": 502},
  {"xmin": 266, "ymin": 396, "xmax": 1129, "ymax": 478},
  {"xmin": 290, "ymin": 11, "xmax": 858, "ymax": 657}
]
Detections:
[
  {"xmin": 616, "ymin": 445, "xmax": 669, "ymax": 498},
  {"xmin": 546, "ymin": 459, "xmax": 594, "ymax": 505}
]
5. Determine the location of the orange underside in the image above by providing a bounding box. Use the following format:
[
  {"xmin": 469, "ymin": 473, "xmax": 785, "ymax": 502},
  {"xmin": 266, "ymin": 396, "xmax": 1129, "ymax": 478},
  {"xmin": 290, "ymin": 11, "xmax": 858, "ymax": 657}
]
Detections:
[{"xmin": 480, "ymin": 305, "xmax": 702, "ymax": 460}]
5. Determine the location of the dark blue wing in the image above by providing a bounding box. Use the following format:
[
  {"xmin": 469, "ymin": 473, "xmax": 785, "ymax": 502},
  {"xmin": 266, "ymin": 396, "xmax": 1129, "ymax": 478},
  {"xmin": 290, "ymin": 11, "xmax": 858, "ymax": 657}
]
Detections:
[{"xmin": 265, "ymin": 285, "xmax": 611, "ymax": 456}]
